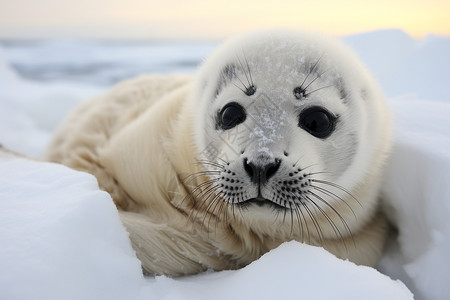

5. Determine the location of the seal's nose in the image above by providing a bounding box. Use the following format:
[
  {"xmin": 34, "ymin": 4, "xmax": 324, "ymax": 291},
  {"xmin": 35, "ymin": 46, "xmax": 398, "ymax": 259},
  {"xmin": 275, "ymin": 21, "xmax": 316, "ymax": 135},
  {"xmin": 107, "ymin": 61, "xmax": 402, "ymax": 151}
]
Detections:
[{"xmin": 243, "ymin": 158, "xmax": 281, "ymax": 185}]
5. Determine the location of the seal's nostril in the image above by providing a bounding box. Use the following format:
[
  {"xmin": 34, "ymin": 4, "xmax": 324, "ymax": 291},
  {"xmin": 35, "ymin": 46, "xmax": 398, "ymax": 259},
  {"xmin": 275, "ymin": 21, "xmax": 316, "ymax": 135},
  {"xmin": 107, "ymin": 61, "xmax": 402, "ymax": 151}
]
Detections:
[
  {"xmin": 265, "ymin": 159, "xmax": 281, "ymax": 181},
  {"xmin": 243, "ymin": 158, "xmax": 281, "ymax": 185},
  {"xmin": 243, "ymin": 158, "xmax": 255, "ymax": 181}
]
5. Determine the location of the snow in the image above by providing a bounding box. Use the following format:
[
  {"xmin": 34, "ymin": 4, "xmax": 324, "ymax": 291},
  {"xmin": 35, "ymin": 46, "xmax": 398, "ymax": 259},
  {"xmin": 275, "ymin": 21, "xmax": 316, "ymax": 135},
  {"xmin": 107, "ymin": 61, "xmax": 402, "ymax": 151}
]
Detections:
[
  {"xmin": 1, "ymin": 29, "xmax": 449, "ymax": 299},
  {"xmin": 378, "ymin": 96, "xmax": 450, "ymax": 299},
  {"xmin": 343, "ymin": 30, "xmax": 450, "ymax": 102},
  {"xmin": 0, "ymin": 158, "xmax": 146, "ymax": 300},
  {"xmin": 148, "ymin": 242, "xmax": 412, "ymax": 300},
  {"xmin": 2, "ymin": 41, "xmax": 216, "ymax": 86},
  {"xmin": 0, "ymin": 47, "xmax": 102, "ymax": 157}
]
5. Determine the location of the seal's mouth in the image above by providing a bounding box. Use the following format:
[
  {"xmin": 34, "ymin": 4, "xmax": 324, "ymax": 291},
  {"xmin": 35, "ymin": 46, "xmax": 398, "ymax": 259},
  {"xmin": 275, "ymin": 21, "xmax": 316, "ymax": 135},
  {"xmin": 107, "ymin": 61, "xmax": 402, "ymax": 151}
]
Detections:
[{"xmin": 236, "ymin": 196, "xmax": 287, "ymax": 210}]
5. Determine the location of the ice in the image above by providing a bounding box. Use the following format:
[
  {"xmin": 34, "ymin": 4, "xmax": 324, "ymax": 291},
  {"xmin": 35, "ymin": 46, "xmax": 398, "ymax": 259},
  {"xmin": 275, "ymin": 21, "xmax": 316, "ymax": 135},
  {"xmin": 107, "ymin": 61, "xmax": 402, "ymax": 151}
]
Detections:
[{"xmin": 1, "ymin": 29, "xmax": 450, "ymax": 299}]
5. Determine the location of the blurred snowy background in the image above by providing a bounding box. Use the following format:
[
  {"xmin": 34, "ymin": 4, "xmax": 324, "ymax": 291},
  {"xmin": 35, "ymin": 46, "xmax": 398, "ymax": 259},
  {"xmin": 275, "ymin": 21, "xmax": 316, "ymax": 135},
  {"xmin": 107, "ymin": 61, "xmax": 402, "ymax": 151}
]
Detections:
[{"xmin": 1, "ymin": 29, "xmax": 450, "ymax": 300}]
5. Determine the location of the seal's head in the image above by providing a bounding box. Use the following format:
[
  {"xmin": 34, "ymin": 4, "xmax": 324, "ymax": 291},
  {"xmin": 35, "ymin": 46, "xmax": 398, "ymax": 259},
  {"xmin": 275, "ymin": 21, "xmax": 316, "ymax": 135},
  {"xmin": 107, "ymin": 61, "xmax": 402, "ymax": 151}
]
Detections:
[{"xmin": 192, "ymin": 29, "xmax": 391, "ymax": 245}]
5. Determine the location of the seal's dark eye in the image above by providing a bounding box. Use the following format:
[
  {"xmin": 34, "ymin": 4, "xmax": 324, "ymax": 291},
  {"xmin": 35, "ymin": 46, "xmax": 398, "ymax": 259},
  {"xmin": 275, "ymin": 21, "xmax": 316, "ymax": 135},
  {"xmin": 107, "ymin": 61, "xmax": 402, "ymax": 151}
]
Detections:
[
  {"xmin": 299, "ymin": 106, "xmax": 336, "ymax": 138},
  {"xmin": 219, "ymin": 102, "xmax": 246, "ymax": 130}
]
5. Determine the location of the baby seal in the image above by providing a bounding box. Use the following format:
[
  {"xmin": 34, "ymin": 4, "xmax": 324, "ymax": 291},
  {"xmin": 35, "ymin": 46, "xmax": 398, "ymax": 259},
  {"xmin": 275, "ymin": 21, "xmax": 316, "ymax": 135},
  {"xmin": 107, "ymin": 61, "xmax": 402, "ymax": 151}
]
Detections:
[{"xmin": 45, "ymin": 29, "xmax": 392, "ymax": 276}]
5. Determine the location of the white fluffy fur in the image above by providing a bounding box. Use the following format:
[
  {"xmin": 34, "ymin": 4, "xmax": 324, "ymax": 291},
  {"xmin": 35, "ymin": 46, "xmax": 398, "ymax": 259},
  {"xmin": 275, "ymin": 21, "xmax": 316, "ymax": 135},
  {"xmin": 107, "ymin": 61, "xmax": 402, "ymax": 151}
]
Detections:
[{"xmin": 45, "ymin": 29, "xmax": 392, "ymax": 276}]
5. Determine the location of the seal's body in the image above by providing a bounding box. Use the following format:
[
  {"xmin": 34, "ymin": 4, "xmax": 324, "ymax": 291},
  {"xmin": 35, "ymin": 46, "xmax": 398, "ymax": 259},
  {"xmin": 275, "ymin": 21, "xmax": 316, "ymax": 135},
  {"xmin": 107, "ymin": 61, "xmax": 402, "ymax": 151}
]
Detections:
[{"xmin": 45, "ymin": 29, "xmax": 392, "ymax": 276}]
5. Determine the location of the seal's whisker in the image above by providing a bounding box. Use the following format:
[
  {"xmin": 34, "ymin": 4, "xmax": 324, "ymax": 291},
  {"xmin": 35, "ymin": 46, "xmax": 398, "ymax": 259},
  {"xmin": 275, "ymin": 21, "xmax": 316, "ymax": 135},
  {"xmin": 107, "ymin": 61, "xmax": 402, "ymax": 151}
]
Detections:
[
  {"xmin": 300, "ymin": 198, "xmax": 324, "ymax": 245},
  {"xmin": 293, "ymin": 202, "xmax": 305, "ymax": 243},
  {"xmin": 190, "ymin": 170, "xmax": 222, "ymax": 176},
  {"xmin": 307, "ymin": 190, "xmax": 351, "ymax": 234},
  {"xmin": 176, "ymin": 173, "xmax": 218, "ymax": 211},
  {"xmin": 214, "ymin": 197, "xmax": 228, "ymax": 234},
  {"xmin": 186, "ymin": 182, "xmax": 221, "ymax": 215},
  {"xmin": 298, "ymin": 163, "xmax": 319, "ymax": 172},
  {"xmin": 200, "ymin": 190, "xmax": 223, "ymax": 233},
  {"xmin": 295, "ymin": 202, "xmax": 310, "ymax": 244},
  {"xmin": 288, "ymin": 203, "xmax": 295, "ymax": 237},
  {"xmin": 236, "ymin": 54, "xmax": 252, "ymax": 90},
  {"xmin": 311, "ymin": 179, "xmax": 362, "ymax": 207},
  {"xmin": 299, "ymin": 55, "xmax": 323, "ymax": 91},
  {"xmin": 243, "ymin": 52, "xmax": 254, "ymax": 88},
  {"xmin": 190, "ymin": 179, "xmax": 222, "ymax": 201},
  {"xmin": 232, "ymin": 81, "xmax": 247, "ymax": 94},
  {"xmin": 230, "ymin": 198, "xmax": 237, "ymax": 221},
  {"xmin": 204, "ymin": 192, "xmax": 225, "ymax": 233},
  {"xmin": 236, "ymin": 200, "xmax": 246, "ymax": 219},
  {"xmin": 292, "ymin": 158, "xmax": 302, "ymax": 168},
  {"xmin": 303, "ymin": 68, "xmax": 331, "ymax": 91},
  {"xmin": 216, "ymin": 195, "xmax": 227, "ymax": 222},
  {"xmin": 190, "ymin": 179, "xmax": 219, "ymax": 198},
  {"xmin": 195, "ymin": 160, "xmax": 226, "ymax": 169},
  {"xmin": 282, "ymin": 203, "xmax": 288, "ymax": 223},
  {"xmin": 194, "ymin": 162, "xmax": 224, "ymax": 170},
  {"xmin": 311, "ymin": 184, "xmax": 357, "ymax": 219},
  {"xmin": 306, "ymin": 171, "xmax": 331, "ymax": 177},
  {"xmin": 216, "ymin": 157, "xmax": 230, "ymax": 166},
  {"xmin": 234, "ymin": 72, "xmax": 250, "ymax": 93},
  {"xmin": 223, "ymin": 198, "xmax": 231, "ymax": 228},
  {"xmin": 306, "ymin": 192, "xmax": 346, "ymax": 248},
  {"xmin": 194, "ymin": 184, "xmax": 222, "ymax": 210},
  {"xmin": 304, "ymin": 85, "xmax": 334, "ymax": 97},
  {"xmin": 307, "ymin": 191, "xmax": 355, "ymax": 247},
  {"xmin": 176, "ymin": 191, "xmax": 195, "ymax": 213},
  {"xmin": 183, "ymin": 171, "xmax": 221, "ymax": 184},
  {"xmin": 282, "ymin": 189, "xmax": 307, "ymax": 240},
  {"xmin": 191, "ymin": 185, "xmax": 222, "ymax": 221}
]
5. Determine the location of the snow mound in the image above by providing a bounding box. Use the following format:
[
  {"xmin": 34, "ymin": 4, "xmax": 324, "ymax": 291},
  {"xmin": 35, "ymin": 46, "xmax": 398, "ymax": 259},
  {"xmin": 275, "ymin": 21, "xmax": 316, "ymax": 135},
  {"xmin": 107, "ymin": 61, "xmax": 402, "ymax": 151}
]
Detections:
[
  {"xmin": 151, "ymin": 242, "xmax": 412, "ymax": 300},
  {"xmin": 379, "ymin": 96, "xmax": 450, "ymax": 299},
  {"xmin": 0, "ymin": 158, "xmax": 146, "ymax": 300}
]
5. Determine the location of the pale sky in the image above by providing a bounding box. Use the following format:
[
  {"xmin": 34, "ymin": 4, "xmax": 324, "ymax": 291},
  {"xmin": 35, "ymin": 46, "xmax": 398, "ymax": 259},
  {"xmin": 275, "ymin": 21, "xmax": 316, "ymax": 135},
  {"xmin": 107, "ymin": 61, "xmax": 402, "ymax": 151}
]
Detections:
[{"xmin": 0, "ymin": 0, "xmax": 449, "ymax": 39}]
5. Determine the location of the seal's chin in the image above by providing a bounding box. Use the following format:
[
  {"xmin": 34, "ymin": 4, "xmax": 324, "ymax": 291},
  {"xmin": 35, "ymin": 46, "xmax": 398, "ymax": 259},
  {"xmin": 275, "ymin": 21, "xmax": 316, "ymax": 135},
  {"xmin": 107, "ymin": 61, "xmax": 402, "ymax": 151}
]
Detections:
[{"xmin": 237, "ymin": 197, "xmax": 287, "ymax": 210}]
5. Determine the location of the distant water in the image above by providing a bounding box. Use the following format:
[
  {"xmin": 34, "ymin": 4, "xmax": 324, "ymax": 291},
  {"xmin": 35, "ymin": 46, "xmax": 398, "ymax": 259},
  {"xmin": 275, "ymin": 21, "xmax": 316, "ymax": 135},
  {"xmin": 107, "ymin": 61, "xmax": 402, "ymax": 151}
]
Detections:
[{"xmin": 1, "ymin": 40, "xmax": 217, "ymax": 86}]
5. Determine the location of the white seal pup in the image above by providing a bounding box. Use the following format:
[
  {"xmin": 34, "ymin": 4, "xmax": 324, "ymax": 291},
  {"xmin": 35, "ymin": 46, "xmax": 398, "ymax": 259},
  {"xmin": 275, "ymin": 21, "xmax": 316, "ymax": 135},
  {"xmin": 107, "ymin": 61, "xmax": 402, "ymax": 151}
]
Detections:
[{"xmin": 45, "ymin": 29, "xmax": 392, "ymax": 276}]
